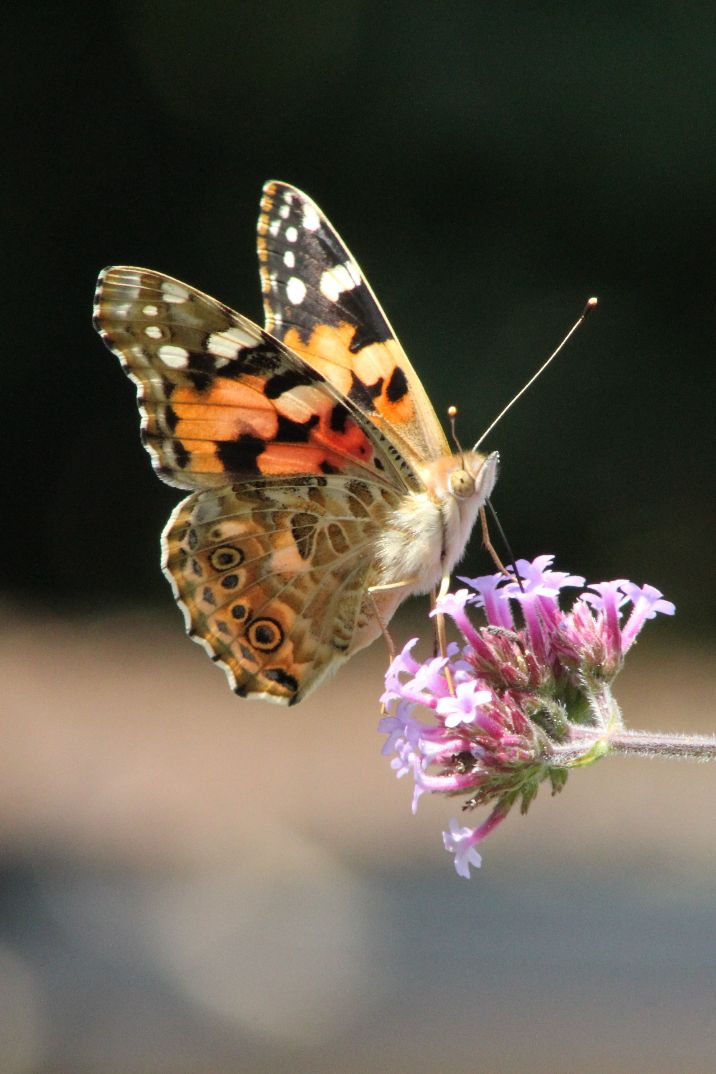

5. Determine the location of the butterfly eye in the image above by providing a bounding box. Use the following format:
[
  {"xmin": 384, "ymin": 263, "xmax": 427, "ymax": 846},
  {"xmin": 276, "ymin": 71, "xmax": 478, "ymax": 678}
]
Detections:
[{"xmin": 449, "ymin": 469, "xmax": 474, "ymax": 499}]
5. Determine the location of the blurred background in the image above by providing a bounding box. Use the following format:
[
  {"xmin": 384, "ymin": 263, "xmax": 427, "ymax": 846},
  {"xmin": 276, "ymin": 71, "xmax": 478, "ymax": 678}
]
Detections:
[{"xmin": 3, "ymin": 3, "xmax": 715, "ymax": 1072}]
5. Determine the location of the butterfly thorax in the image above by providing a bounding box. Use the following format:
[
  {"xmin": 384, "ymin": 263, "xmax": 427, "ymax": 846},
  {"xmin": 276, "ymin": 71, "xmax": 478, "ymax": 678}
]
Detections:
[{"xmin": 376, "ymin": 449, "xmax": 499, "ymax": 595}]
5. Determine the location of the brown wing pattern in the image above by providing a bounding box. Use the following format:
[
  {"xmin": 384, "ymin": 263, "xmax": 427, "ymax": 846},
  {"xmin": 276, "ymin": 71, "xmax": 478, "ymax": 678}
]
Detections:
[{"xmin": 162, "ymin": 476, "xmax": 402, "ymax": 704}]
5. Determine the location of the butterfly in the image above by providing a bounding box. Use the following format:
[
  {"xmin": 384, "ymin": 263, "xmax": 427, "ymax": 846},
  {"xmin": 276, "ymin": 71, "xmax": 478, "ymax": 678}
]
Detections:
[{"xmin": 93, "ymin": 182, "xmax": 499, "ymax": 704}]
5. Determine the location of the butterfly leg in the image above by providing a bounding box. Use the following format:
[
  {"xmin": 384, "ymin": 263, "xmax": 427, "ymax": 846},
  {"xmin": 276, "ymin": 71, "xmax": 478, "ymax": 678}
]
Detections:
[
  {"xmin": 429, "ymin": 575, "xmax": 451, "ymax": 658},
  {"xmin": 368, "ymin": 578, "xmax": 417, "ymax": 592},
  {"xmin": 432, "ymin": 575, "xmax": 456, "ymax": 696},
  {"xmin": 431, "ymin": 586, "xmax": 440, "ymax": 659},
  {"xmin": 367, "ymin": 590, "xmax": 397, "ymax": 665},
  {"xmin": 480, "ymin": 507, "xmax": 512, "ymax": 576},
  {"xmin": 367, "ymin": 576, "xmax": 417, "ymax": 666}
]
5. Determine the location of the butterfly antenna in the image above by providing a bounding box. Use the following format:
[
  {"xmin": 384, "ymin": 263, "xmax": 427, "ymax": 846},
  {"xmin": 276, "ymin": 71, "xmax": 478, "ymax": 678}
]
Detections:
[
  {"xmin": 486, "ymin": 499, "xmax": 524, "ymax": 592},
  {"xmin": 473, "ymin": 297, "xmax": 598, "ymax": 451},
  {"xmin": 447, "ymin": 404, "xmax": 464, "ymax": 455}
]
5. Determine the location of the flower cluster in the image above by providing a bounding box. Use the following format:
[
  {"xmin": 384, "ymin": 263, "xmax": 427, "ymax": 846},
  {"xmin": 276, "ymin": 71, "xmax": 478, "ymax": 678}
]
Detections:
[{"xmin": 380, "ymin": 555, "xmax": 675, "ymax": 877}]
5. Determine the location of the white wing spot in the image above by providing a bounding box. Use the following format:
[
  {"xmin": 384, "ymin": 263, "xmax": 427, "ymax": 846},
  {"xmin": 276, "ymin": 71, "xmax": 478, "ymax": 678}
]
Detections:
[
  {"xmin": 269, "ymin": 219, "xmax": 281, "ymax": 237},
  {"xmin": 159, "ymin": 344, "xmax": 189, "ymax": 368},
  {"xmin": 319, "ymin": 263, "xmax": 359, "ymax": 302},
  {"xmin": 207, "ymin": 334, "xmax": 239, "ymax": 360},
  {"xmin": 285, "ymin": 226, "xmax": 298, "ymax": 243},
  {"xmin": 302, "ymin": 203, "xmax": 320, "ymax": 231},
  {"xmin": 119, "ymin": 271, "xmax": 142, "ymax": 295},
  {"xmin": 142, "ymin": 304, "xmax": 159, "ymax": 317},
  {"xmin": 286, "ymin": 277, "xmax": 307, "ymax": 305},
  {"xmin": 225, "ymin": 325, "xmax": 257, "ymax": 346},
  {"xmin": 319, "ymin": 271, "xmax": 341, "ymax": 303},
  {"xmin": 334, "ymin": 263, "xmax": 357, "ymax": 291},
  {"xmin": 144, "ymin": 325, "xmax": 162, "ymax": 339},
  {"xmin": 283, "ymin": 250, "xmax": 295, "ymax": 269},
  {"xmin": 161, "ymin": 281, "xmax": 190, "ymax": 304},
  {"xmin": 279, "ymin": 204, "xmax": 290, "ymax": 219},
  {"xmin": 207, "ymin": 326, "xmax": 256, "ymax": 359}
]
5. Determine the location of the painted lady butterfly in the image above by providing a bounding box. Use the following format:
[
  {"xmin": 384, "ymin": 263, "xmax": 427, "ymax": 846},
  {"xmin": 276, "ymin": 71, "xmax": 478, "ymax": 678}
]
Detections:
[{"xmin": 93, "ymin": 182, "xmax": 499, "ymax": 704}]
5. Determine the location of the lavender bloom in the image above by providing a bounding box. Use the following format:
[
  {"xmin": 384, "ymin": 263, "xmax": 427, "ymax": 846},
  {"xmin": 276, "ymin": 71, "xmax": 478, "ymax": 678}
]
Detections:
[
  {"xmin": 443, "ymin": 820, "xmax": 484, "ymax": 879},
  {"xmin": 381, "ymin": 556, "xmax": 676, "ymax": 877}
]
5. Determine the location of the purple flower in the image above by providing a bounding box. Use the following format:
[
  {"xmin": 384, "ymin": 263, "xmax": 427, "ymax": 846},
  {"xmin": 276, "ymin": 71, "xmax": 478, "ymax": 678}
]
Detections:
[
  {"xmin": 458, "ymin": 571, "xmax": 514, "ymax": 629},
  {"xmin": 382, "ymin": 637, "xmax": 421, "ymax": 697},
  {"xmin": 380, "ymin": 555, "xmax": 676, "ymax": 876},
  {"xmin": 619, "ymin": 582, "xmax": 675, "ymax": 649},
  {"xmin": 432, "ymin": 588, "xmax": 484, "ymax": 648},
  {"xmin": 501, "ymin": 556, "xmax": 586, "ymax": 663},
  {"xmin": 442, "ymin": 806, "xmax": 509, "ymax": 879},
  {"xmin": 436, "ymin": 680, "xmax": 493, "ymax": 728},
  {"xmin": 443, "ymin": 820, "xmax": 483, "ymax": 878}
]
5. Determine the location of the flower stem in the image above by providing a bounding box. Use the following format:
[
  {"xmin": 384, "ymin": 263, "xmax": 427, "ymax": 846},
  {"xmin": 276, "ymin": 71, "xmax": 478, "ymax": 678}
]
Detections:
[{"xmin": 608, "ymin": 729, "xmax": 716, "ymax": 761}]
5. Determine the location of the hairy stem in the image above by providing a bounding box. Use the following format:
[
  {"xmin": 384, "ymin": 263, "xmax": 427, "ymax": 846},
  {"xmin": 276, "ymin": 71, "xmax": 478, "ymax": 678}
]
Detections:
[{"xmin": 607, "ymin": 729, "xmax": 716, "ymax": 761}]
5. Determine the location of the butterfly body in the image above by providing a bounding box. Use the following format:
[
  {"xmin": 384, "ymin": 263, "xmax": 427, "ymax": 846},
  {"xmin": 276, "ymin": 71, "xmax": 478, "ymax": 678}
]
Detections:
[
  {"xmin": 94, "ymin": 182, "xmax": 499, "ymax": 704},
  {"xmin": 375, "ymin": 451, "xmax": 498, "ymax": 596}
]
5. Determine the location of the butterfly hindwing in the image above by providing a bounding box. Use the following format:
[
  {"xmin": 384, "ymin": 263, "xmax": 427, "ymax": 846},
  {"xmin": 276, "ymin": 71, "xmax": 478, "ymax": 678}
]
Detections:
[
  {"xmin": 93, "ymin": 266, "xmax": 414, "ymax": 491},
  {"xmin": 258, "ymin": 181, "xmax": 450, "ymax": 465},
  {"xmin": 162, "ymin": 476, "xmax": 402, "ymax": 703}
]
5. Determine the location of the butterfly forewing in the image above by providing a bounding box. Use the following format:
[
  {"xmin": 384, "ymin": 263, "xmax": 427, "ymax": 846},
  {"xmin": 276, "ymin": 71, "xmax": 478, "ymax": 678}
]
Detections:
[
  {"xmin": 93, "ymin": 266, "xmax": 413, "ymax": 492},
  {"xmin": 258, "ymin": 181, "xmax": 450, "ymax": 466}
]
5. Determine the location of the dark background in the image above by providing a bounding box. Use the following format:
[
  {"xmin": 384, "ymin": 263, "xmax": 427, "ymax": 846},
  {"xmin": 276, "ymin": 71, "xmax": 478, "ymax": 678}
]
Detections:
[
  {"xmin": 2, "ymin": 5, "xmax": 715, "ymax": 1073},
  {"xmin": 6, "ymin": 2, "xmax": 715, "ymax": 623}
]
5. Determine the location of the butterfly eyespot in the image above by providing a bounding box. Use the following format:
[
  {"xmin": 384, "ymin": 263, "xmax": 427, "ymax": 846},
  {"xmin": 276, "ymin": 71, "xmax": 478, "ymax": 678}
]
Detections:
[
  {"xmin": 247, "ymin": 617, "xmax": 284, "ymax": 653},
  {"xmin": 220, "ymin": 572, "xmax": 241, "ymax": 590},
  {"xmin": 231, "ymin": 603, "xmax": 249, "ymax": 621},
  {"xmin": 209, "ymin": 545, "xmax": 245, "ymax": 571},
  {"xmin": 449, "ymin": 469, "xmax": 474, "ymax": 499}
]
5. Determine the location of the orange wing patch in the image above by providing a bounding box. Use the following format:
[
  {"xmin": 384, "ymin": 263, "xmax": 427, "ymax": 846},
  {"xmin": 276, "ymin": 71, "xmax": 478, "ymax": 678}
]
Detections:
[
  {"xmin": 283, "ymin": 325, "xmax": 415, "ymax": 428},
  {"xmin": 94, "ymin": 266, "xmax": 408, "ymax": 491},
  {"xmin": 145, "ymin": 375, "xmax": 380, "ymax": 483}
]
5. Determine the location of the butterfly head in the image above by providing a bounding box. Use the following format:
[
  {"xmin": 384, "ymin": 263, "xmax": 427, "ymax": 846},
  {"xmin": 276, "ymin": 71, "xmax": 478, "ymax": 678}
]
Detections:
[
  {"xmin": 431, "ymin": 449, "xmax": 499, "ymax": 506},
  {"xmin": 402, "ymin": 450, "xmax": 499, "ymax": 586}
]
